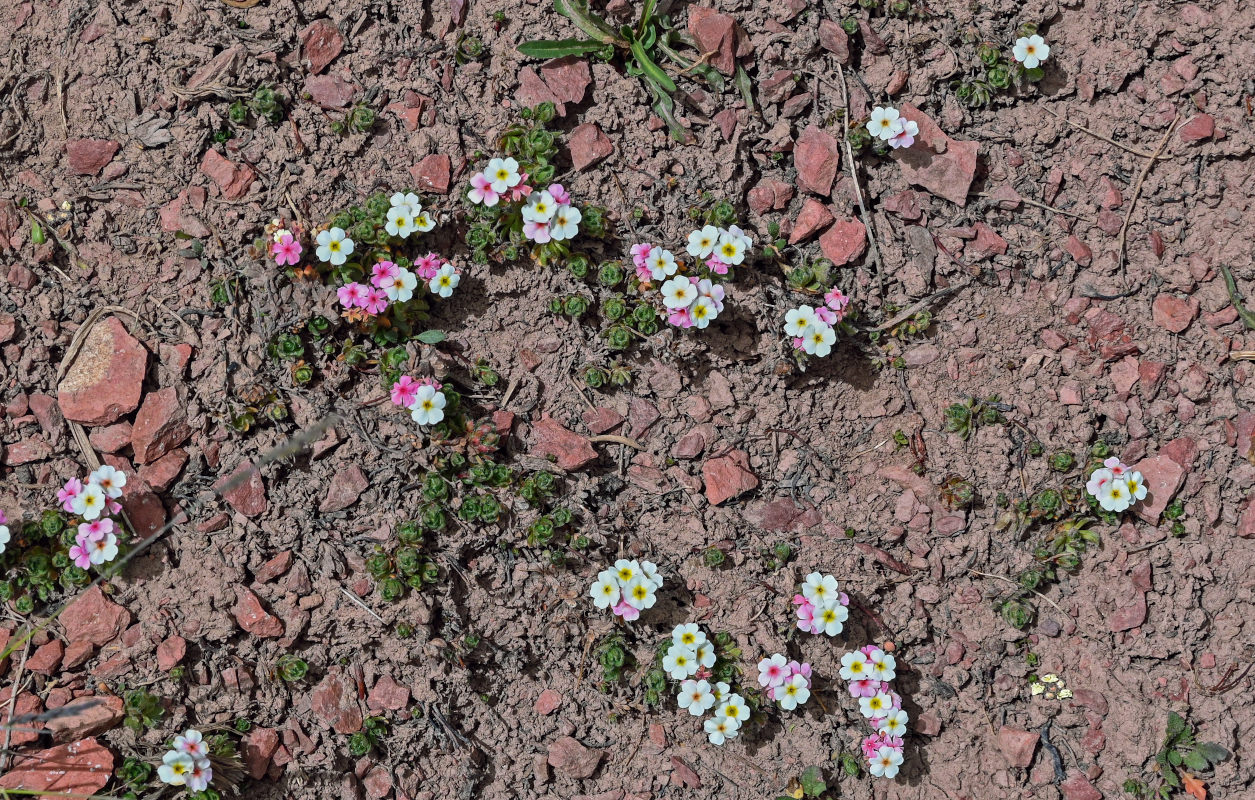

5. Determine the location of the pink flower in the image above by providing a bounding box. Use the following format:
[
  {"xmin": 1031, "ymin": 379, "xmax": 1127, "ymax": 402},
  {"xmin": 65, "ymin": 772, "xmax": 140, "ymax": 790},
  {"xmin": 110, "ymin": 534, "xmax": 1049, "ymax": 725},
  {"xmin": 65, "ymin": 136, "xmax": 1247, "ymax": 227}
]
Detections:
[
  {"xmin": 888, "ymin": 128, "xmax": 915, "ymax": 149},
  {"xmin": 825, "ymin": 288, "xmax": 850, "ymax": 316},
  {"xmin": 58, "ymin": 478, "xmax": 83, "ymax": 513},
  {"xmin": 611, "ymin": 599, "xmax": 640, "ymax": 621},
  {"xmin": 547, "ymin": 184, "xmax": 571, "ymax": 205},
  {"xmin": 860, "ymin": 644, "xmax": 880, "ymax": 658},
  {"xmin": 792, "ymin": 336, "xmax": 805, "ymax": 350},
  {"xmin": 414, "ymin": 253, "xmax": 442, "ymax": 281},
  {"xmin": 787, "ymin": 661, "xmax": 813, "ymax": 684},
  {"xmin": 705, "ymin": 255, "xmax": 730, "ymax": 275},
  {"xmin": 631, "ymin": 243, "xmax": 653, "ymax": 269},
  {"xmin": 759, "ymin": 656, "xmax": 789, "ymax": 689},
  {"xmin": 392, "ymin": 376, "xmax": 421, "ymax": 407},
  {"xmin": 106, "ymin": 499, "xmax": 122, "ymax": 516},
  {"xmin": 849, "ymin": 678, "xmax": 880, "ymax": 698},
  {"xmin": 1103, "ymin": 457, "xmax": 1128, "ymax": 478},
  {"xmin": 371, "ymin": 260, "xmax": 400, "ymax": 288},
  {"xmin": 667, "ymin": 307, "xmax": 693, "ymax": 328},
  {"xmin": 0, "ymin": 509, "xmax": 6, "ymax": 525},
  {"xmin": 861, "ymin": 735, "xmax": 881, "ymax": 760},
  {"xmin": 697, "ymin": 279, "xmax": 725, "ymax": 312},
  {"xmin": 508, "ymin": 174, "xmax": 533, "ymax": 203},
  {"xmin": 468, "ymin": 172, "xmax": 500, "ymax": 207},
  {"xmin": 634, "ymin": 262, "xmax": 654, "ymax": 282},
  {"xmin": 815, "ymin": 306, "xmax": 837, "ymax": 325},
  {"xmin": 78, "ymin": 518, "xmax": 114, "ymax": 539},
  {"xmin": 271, "ymin": 234, "xmax": 302, "ymax": 266},
  {"xmin": 417, "ymin": 377, "xmax": 443, "ymax": 390},
  {"xmin": 523, "ymin": 220, "xmax": 551, "ymax": 243},
  {"xmin": 337, "ymin": 282, "xmax": 368, "ymax": 309},
  {"xmin": 69, "ymin": 539, "xmax": 93, "ymax": 569},
  {"xmin": 362, "ymin": 287, "xmax": 389, "ymax": 315}
]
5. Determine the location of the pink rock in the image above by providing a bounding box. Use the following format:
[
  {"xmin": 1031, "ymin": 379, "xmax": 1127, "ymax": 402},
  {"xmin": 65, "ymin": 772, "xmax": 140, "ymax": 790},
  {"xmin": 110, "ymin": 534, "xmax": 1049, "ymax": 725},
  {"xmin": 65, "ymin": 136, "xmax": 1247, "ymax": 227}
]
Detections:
[
  {"xmin": 362, "ymin": 765, "xmax": 392, "ymax": 799},
  {"xmin": 1178, "ymin": 114, "xmax": 1215, "ymax": 143},
  {"xmin": 119, "ymin": 489, "xmax": 166, "ymax": 537},
  {"xmin": 1151, "ymin": 293, "xmax": 1198, "ymax": 333},
  {"xmin": 819, "ymin": 218, "xmax": 867, "ymax": 266},
  {"xmin": 306, "ymin": 74, "xmax": 356, "ymax": 109},
  {"xmin": 60, "ymin": 587, "xmax": 131, "ymax": 646},
  {"xmin": 216, "ymin": 461, "xmax": 268, "ymax": 517},
  {"xmin": 744, "ymin": 498, "xmax": 804, "ymax": 531},
  {"xmin": 747, "ymin": 186, "xmax": 775, "ymax": 216},
  {"xmin": 582, "ymin": 407, "xmax": 624, "ymax": 434},
  {"xmin": 916, "ymin": 710, "xmax": 942, "ymax": 735},
  {"xmin": 540, "ymin": 57, "xmax": 592, "ymax": 107},
  {"xmin": 516, "ymin": 68, "xmax": 561, "ymax": 112},
  {"xmin": 88, "ymin": 421, "xmax": 133, "ymax": 454},
  {"xmin": 1160, "ymin": 436, "xmax": 1198, "ymax": 470},
  {"xmin": 367, "ymin": 675, "xmax": 410, "ymax": 713},
  {"xmin": 998, "ymin": 726, "xmax": 1039, "ymax": 769},
  {"xmin": 312, "ymin": 668, "xmax": 364, "ymax": 733},
  {"xmin": 1109, "ymin": 592, "xmax": 1147, "ymax": 631},
  {"xmin": 242, "ymin": 727, "xmax": 281, "ymax": 779},
  {"xmin": 759, "ymin": 69, "xmax": 796, "ymax": 104},
  {"xmin": 534, "ymin": 688, "xmax": 562, "ymax": 715},
  {"xmin": 200, "ymin": 150, "xmax": 255, "ymax": 201},
  {"xmin": 0, "ymin": 737, "xmax": 114, "ymax": 795},
  {"xmin": 713, "ymin": 109, "xmax": 738, "ymax": 141},
  {"xmin": 568, "ymin": 123, "xmax": 613, "ymax": 171},
  {"xmin": 3, "ymin": 437, "xmax": 52, "ymax": 465},
  {"xmin": 232, "ymin": 587, "xmax": 284, "ymax": 638},
  {"xmin": 702, "ymin": 449, "xmax": 758, "ymax": 505},
  {"xmin": 794, "ymin": 124, "xmax": 840, "ymax": 197},
  {"xmin": 130, "ymin": 387, "xmax": 191, "ymax": 464},
  {"xmin": 687, "ymin": 7, "xmax": 749, "ymax": 75},
  {"xmin": 892, "ymin": 103, "xmax": 978, "ymax": 206},
  {"xmin": 818, "ymin": 19, "xmax": 850, "ymax": 63},
  {"xmin": 156, "ymin": 636, "xmax": 186, "ymax": 671},
  {"xmin": 56, "ymin": 317, "xmax": 148, "ymax": 426},
  {"xmin": 1065, "ymin": 235, "xmax": 1093, "ymax": 267},
  {"xmin": 66, "ymin": 139, "xmax": 120, "ymax": 176},
  {"xmin": 45, "ymin": 695, "xmax": 125, "ymax": 742},
  {"xmin": 300, "ymin": 20, "xmax": 344, "ymax": 74},
  {"xmin": 789, "ymin": 198, "xmax": 834, "ymax": 244},
  {"xmin": 1131, "ymin": 455, "xmax": 1186, "ymax": 523},
  {"xmin": 672, "ymin": 430, "xmax": 706, "ymax": 460},
  {"xmin": 139, "ymin": 448, "xmax": 188, "ymax": 492},
  {"xmin": 158, "ymin": 189, "xmax": 211, "ymax": 238},
  {"xmin": 27, "ymin": 639, "xmax": 64, "ymax": 675},
  {"xmin": 547, "ymin": 736, "xmax": 603, "ymax": 779},
  {"xmin": 1109, "ymin": 356, "xmax": 1139, "ymax": 396},
  {"xmin": 1069, "ymin": 690, "xmax": 1109, "ymax": 716},
  {"xmin": 883, "ymin": 190, "xmax": 922, "ymax": 220},
  {"xmin": 1060, "ymin": 771, "xmax": 1102, "ymax": 800},
  {"xmin": 1060, "ymin": 384, "xmax": 1082, "ymax": 405},
  {"xmin": 63, "ymin": 641, "xmax": 95, "ymax": 669},
  {"xmin": 965, "ymin": 223, "xmax": 1008, "ymax": 261},
  {"xmin": 1238, "ymin": 493, "xmax": 1255, "ymax": 538},
  {"xmin": 255, "ymin": 550, "xmax": 293, "ymax": 583},
  {"xmin": 320, "ymin": 465, "xmax": 369, "ymax": 512},
  {"xmin": 409, "ymin": 154, "xmax": 451, "ymax": 194},
  {"xmin": 670, "ymin": 756, "xmax": 702, "ymax": 788},
  {"xmin": 531, "ymin": 415, "xmax": 598, "ymax": 471}
]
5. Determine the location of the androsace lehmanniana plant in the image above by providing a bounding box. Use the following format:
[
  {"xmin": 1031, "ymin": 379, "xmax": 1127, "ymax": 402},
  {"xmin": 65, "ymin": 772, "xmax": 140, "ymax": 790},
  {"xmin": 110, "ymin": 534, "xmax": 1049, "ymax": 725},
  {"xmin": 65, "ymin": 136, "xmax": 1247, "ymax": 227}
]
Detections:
[
  {"xmin": 784, "ymin": 288, "xmax": 851, "ymax": 360},
  {"xmin": 794, "ymin": 571, "xmax": 850, "ymax": 636},
  {"xmin": 589, "ymin": 558, "xmax": 662, "ymax": 621},
  {"xmin": 632, "ymin": 223, "xmax": 748, "ymax": 330},
  {"xmin": 656, "ymin": 623, "xmax": 750, "ymax": 745},
  {"xmin": 866, "ymin": 106, "xmax": 920, "ymax": 150},
  {"xmin": 1085, "ymin": 457, "xmax": 1147, "ymax": 513},
  {"xmin": 757, "ymin": 653, "xmax": 813, "ymax": 711},
  {"xmin": 158, "ymin": 729, "xmax": 213, "ymax": 793}
]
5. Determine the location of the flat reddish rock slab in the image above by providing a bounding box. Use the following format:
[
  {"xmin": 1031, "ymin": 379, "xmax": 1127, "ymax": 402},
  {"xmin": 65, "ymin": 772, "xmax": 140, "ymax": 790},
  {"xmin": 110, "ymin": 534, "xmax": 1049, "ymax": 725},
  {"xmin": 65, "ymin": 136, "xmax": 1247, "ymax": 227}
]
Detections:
[
  {"xmin": 66, "ymin": 138, "xmax": 119, "ymax": 176},
  {"xmin": 131, "ymin": 386, "xmax": 191, "ymax": 463},
  {"xmin": 200, "ymin": 150, "xmax": 255, "ymax": 200},
  {"xmin": 216, "ymin": 461, "xmax": 268, "ymax": 517},
  {"xmin": 794, "ymin": 124, "xmax": 840, "ymax": 197},
  {"xmin": 0, "ymin": 737, "xmax": 114, "ymax": 795},
  {"xmin": 547, "ymin": 736, "xmax": 603, "ymax": 779},
  {"xmin": 312, "ymin": 668, "xmax": 364, "ymax": 733},
  {"xmin": 46, "ymin": 695, "xmax": 125, "ymax": 742},
  {"xmin": 702, "ymin": 449, "xmax": 758, "ymax": 505},
  {"xmin": 232, "ymin": 586, "xmax": 284, "ymax": 638},
  {"xmin": 57, "ymin": 317, "xmax": 148, "ymax": 426},
  {"xmin": 300, "ymin": 20, "xmax": 344, "ymax": 74},
  {"xmin": 891, "ymin": 103, "xmax": 978, "ymax": 206},
  {"xmin": 1131, "ymin": 455, "xmax": 1186, "ymax": 523},
  {"xmin": 60, "ymin": 586, "xmax": 131, "ymax": 646},
  {"xmin": 320, "ymin": 464, "xmax": 369, "ymax": 512},
  {"xmin": 569, "ymin": 123, "xmax": 613, "ymax": 171},
  {"xmin": 530, "ymin": 415, "xmax": 598, "ymax": 471},
  {"xmin": 819, "ymin": 217, "xmax": 867, "ymax": 265}
]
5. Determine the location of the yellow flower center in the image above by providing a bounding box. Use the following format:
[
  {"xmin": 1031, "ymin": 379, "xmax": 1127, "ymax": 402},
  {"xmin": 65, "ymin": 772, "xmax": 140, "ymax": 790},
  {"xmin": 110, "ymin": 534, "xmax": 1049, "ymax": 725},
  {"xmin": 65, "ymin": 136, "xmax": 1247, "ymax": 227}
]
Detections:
[
  {"xmin": 693, "ymin": 305, "xmax": 708, "ymax": 319},
  {"xmin": 618, "ymin": 568, "xmax": 633, "ymax": 581},
  {"xmin": 496, "ymin": 169, "xmax": 509, "ymax": 180},
  {"xmin": 850, "ymin": 662, "xmax": 863, "ymax": 673},
  {"xmin": 725, "ymin": 706, "xmax": 739, "ymax": 718},
  {"xmin": 681, "ymin": 633, "xmax": 695, "ymax": 645},
  {"xmin": 1026, "ymin": 45, "xmax": 1037, "ymax": 55},
  {"xmin": 721, "ymin": 244, "xmax": 736, "ymax": 257},
  {"xmin": 329, "ymin": 242, "xmax": 340, "ymax": 252}
]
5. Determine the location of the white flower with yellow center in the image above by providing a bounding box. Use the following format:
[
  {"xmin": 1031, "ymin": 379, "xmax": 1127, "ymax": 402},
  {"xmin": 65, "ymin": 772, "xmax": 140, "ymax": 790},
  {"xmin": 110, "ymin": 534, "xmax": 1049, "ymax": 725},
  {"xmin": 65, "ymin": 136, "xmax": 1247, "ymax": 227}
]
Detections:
[
  {"xmin": 590, "ymin": 570, "xmax": 620, "ymax": 609},
  {"xmin": 677, "ymin": 679, "xmax": 716, "ymax": 716},
  {"xmin": 485, "ymin": 157, "xmax": 521, "ymax": 193},
  {"xmin": 409, "ymin": 385, "xmax": 447, "ymax": 426},
  {"xmin": 316, "ymin": 227, "xmax": 355, "ymax": 266},
  {"xmin": 662, "ymin": 645, "xmax": 699, "ymax": 680},
  {"xmin": 672, "ymin": 623, "xmax": 706, "ymax": 650},
  {"xmin": 661, "ymin": 277, "xmax": 696, "ymax": 310},
  {"xmin": 1012, "ymin": 35, "xmax": 1050, "ymax": 69},
  {"xmin": 687, "ymin": 225, "xmax": 719, "ymax": 258}
]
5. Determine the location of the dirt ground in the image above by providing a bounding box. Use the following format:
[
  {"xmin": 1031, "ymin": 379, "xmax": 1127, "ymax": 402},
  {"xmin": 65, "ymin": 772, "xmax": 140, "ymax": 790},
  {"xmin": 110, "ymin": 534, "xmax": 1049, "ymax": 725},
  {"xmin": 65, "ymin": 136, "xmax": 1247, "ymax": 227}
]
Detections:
[{"xmin": 1, "ymin": 0, "xmax": 1254, "ymax": 798}]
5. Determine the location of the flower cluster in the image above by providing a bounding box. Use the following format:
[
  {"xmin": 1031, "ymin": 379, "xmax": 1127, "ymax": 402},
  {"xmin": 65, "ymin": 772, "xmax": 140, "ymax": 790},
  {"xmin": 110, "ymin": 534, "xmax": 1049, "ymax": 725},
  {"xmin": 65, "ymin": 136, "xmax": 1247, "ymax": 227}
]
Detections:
[
  {"xmin": 784, "ymin": 289, "xmax": 850, "ymax": 358},
  {"xmin": 1085, "ymin": 457, "xmax": 1147, "ymax": 513},
  {"xmin": 1012, "ymin": 35, "xmax": 1051, "ymax": 69},
  {"xmin": 391, "ymin": 376, "xmax": 449, "ymax": 428},
  {"xmin": 337, "ymin": 252, "xmax": 460, "ymax": 319},
  {"xmin": 757, "ymin": 654, "xmax": 813, "ymax": 711},
  {"xmin": 632, "ymin": 224, "xmax": 749, "ymax": 330},
  {"xmin": 840, "ymin": 645, "xmax": 906, "ymax": 779},
  {"xmin": 58, "ymin": 466, "xmax": 127, "ymax": 570},
  {"xmin": 665, "ymin": 625, "xmax": 750, "ymax": 745},
  {"xmin": 157, "ymin": 729, "xmax": 213, "ymax": 793},
  {"xmin": 469, "ymin": 159, "xmax": 584, "ymax": 246},
  {"xmin": 794, "ymin": 571, "xmax": 850, "ymax": 636},
  {"xmin": 589, "ymin": 558, "xmax": 662, "ymax": 621},
  {"xmin": 867, "ymin": 106, "xmax": 920, "ymax": 150},
  {"xmin": 1030, "ymin": 672, "xmax": 1073, "ymax": 700}
]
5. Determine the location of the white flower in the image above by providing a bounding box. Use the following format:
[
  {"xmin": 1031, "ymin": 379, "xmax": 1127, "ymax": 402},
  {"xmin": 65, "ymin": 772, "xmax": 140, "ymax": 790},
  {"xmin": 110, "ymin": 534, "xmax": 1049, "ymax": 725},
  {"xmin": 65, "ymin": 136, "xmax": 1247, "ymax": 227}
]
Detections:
[
  {"xmin": 648, "ymin": 248, "xmax": 678, "ymax": 280},
  {"xmin": 613, "ymin": 559, "xmax": 639, "ymax": 585},
  {"xmin": 677, "ymin": 679, "xmax": 716, "ymax": 716},
  {"xmin": 1098, "ymin": 477, "xmax": 1133, "ymax": 512},
  {"xmin": 759, "ymin": 653, "xmax": 789, "ymax": 687},
  {"xmin": 174, "ymin": 730, "xmax": 208, "ymax": 760},
  {"xmin": 1124, "ymin": 471, "xmax": 1148, "ymax": 503},
  {"xmin": 89, "ymin": 465, "xmax": 127, "ymax": 499},
  {"xmin": 801, "ymin": 323, "xmax": 836, "ymax": 357},
  {"xmin": 384, "ymin": 268, "xmax": 418, "ymax": 303},
  {"xmin": 711, "ymin": 681, "xmax": 730, "ymax": 703},
  {"xmin": 414, "ymin": 210, "xmax": 436, "ymax": 232},
  {"xmin": 590, "ymin": 570, "xmax": 621, "ymax": 609},
  {"xmin": 662, "ymin": 645, "xmax": 699, "ymax": 680},
  {"xmin": 870, "ymin": 745, "xmax": 904, "ymax": 779},
  {"xmin": 714, "ymin": 232, "xmax": 746, "ymax": 265},
  {"xmin": 859, "ymin": 692, "xmax": 893, "ymax": 719},
  {"xmin": 0, "ymin": 525, "xmax": 9, "ymax": 556},
  {"xmin": 705, "ymin": 715, "xmax": 740, "ymax": 745},
  {"xmin": 386, "ymin": 205, "xmax": 419, "ymax": 238},
  {"xmin": 784, "ymin": 305, "xmax": 819, "ymax": 338},
  {"xmin": 723, "ymin": 224, "xmax": 754, "ymax": 252},
  {"xmin": 869, "ymin": 649, "xmax": 897, "ymax": 681},
  {"xmin": 689, "ymin": 296, "xmax": 718, "ymax": 329},
  {"xmin": 485, "ymin": 157, "xmax": 522, "ymax": 193},
  {"xmin": 549, "ymin": 205, "xmax": 582, "ymax": 241},
  {"xmin": 840, "ymin": 651, "xmax": 871, "ymax": 681},
  {"xmin": 687, "ymin": 225, "xmax": 719, "ymax": 258},
  {"xmin": 777, "ymin": 674, "xmax": 811, "ymax": 710},
  {"xmin": 802, "ymin": 572, "xmax": 841, "ymax": 608},
  {"xmin": 867, "ymin": 106, "xmax": 902, "ymax": 140},
  {"xmin": 158, "ymin": 751, "xmax": 196, "ymax": 786},
  {"xmin": 429, "ymin": 264, "xmax": 460, "ymax": 298},
  {"xmin": 72, "ymin": 483, "xmax": 108, "ymax": 521},
  {"xmin": 89, "ymin": 532, "xmax": 119, "ymax": 565},
  {"xmin": 816, "ymin": 603, "xmax": 849, "ymax": 636},
  {"xmin": 390, "ymin": 191, "xmax": 421, "ymax": 211},
  {"xmin": 522, "ymin": 191, "xmax": 558, "ymax": 223},
  {"xmin": 693, "ymin": 640, "xmax": 717, "ymax": 669},
  {"xmin": 879, "ymin": 709, "xmax": 909, "ymax": 738},
  {"xmin": 661, "ymin": 277, "xmax": 697, "ymax": 310},
  {"xmin": 638, "ymin": 560, "xmax": 663, "ymax": 589},
  {"xmin": 716, "ymin": 693, "xmax": 749, "ymax": 725},
  {"xmin": 315, "ymin": 227, "xmax": 355, "ymax": 266},
  {"xmin": 672, "ymin": 623, "xmax": 707, "ymax": 650},
  {"xmin": 1012, "ymin": 35, "xmax": 1050, "ymax": 69},
  {"xmin": 185, "ymin": 760, "xmax": 212, "ymax": 793},
  {"xmin": 409, "ymin": 385, "xmax": 447, "ymax": 426},
  {"xmin": 623, "ymin": 575, "xmax": 657, "ymax": 610}
]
